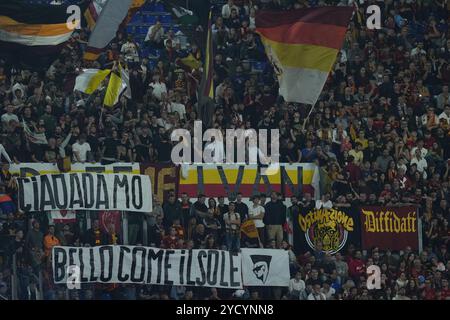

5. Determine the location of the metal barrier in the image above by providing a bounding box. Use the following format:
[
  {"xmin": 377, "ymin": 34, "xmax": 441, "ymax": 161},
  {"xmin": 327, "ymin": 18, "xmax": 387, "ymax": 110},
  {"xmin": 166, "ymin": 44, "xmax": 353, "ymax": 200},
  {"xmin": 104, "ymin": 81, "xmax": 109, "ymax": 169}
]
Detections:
[
  {"xmin": 11, "ymin": 253, "xmax": 17, "ymax": 300},
  {"xmin": 38, "ymin": 270, "xmax": 43, "ymax": 300}
]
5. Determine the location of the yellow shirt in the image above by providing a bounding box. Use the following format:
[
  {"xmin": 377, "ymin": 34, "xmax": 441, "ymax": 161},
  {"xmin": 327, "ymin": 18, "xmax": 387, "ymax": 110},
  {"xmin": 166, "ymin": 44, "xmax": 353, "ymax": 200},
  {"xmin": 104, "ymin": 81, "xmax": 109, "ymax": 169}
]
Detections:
[
  {"xmin": 349, "ymin": 149, "xmax": 364, "ymax": 165},
  {"xmin": 355, "ymin": 138, "xmax": 368, "ymax": 149}
]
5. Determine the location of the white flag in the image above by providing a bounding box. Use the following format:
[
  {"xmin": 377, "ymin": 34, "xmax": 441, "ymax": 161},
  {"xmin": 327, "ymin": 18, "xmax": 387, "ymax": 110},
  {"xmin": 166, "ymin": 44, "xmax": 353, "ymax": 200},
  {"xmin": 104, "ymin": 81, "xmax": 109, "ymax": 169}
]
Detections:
[{"xmin": 241, "ymin": 249, "xmax": 290, "ymax": 287}]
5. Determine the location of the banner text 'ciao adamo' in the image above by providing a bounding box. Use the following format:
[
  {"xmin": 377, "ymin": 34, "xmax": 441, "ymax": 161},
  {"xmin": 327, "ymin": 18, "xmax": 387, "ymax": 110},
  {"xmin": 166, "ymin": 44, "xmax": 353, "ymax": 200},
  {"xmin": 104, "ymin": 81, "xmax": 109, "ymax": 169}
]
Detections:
[{"xmin": 18, "ymin": 173, "xmax": 152, "ymax": 213}]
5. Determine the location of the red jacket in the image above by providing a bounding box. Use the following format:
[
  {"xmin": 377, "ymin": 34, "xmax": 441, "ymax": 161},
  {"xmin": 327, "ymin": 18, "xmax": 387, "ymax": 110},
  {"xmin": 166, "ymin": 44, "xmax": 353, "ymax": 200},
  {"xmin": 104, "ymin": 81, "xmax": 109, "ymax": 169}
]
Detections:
[{"xmin": 348, "ymin": 257, "xmax": 366, "ymax": 278}]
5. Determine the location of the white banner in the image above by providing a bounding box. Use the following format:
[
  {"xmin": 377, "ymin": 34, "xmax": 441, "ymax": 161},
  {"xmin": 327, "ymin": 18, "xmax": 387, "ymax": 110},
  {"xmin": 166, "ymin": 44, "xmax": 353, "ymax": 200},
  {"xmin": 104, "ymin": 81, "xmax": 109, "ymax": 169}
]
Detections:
[
  {"xmin": 9, "ymin": 163, "xmax": 140, "ymax": 176},
  {"xmin": 241, "ymin": 249, "xmax": 290, "ymax": 287},
  {"xmin": 70, "ymin": 163, "xmax": 140, "ymax": 174},
  {"xmin": 9, "ymin": 163, "xmax": 60, "ymax": 176},
  {"xmin": 18, "ymin": 173, "xmax": 152, "ymax": 213},
  {"xmin": 53, "ymin": 246, "xmax": 242, "ymax": 289}
]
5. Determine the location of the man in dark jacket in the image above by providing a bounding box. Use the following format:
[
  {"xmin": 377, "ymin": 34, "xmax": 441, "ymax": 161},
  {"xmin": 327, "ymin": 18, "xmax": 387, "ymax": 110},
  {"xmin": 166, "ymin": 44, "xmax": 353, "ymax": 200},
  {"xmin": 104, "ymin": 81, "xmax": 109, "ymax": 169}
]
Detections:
[
  {"xmin": 84, "ymin": 220, "xmax": 106, "ymax": 246},
  {"xmin": 25, "ymin": 220, "xmax": 43, "ymax": 251},
  {"xmin": 162, "ymin": 194, "xmax": 183, "ymax": 230},
  {"xmin": 263, "ymin": 191, "xmax": 286, "ymax": 248}
]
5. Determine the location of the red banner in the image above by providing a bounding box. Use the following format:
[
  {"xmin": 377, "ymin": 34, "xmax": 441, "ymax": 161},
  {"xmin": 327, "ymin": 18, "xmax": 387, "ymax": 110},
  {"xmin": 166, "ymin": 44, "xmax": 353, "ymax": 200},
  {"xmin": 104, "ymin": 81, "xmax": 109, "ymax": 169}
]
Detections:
[
  {"xmin": 360, "ymin": 206, "xmax": 420, "ymax": 251},
  {"xmin": 140, "ymin": 164, "xmax": 179, "ymax": 203}
]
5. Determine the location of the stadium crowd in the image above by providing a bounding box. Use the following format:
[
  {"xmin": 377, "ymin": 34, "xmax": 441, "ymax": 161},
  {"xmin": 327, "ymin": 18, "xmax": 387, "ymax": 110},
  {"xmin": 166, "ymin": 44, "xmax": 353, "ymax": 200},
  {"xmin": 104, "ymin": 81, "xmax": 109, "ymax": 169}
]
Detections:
[{"xmin": 0, "ymin": 0, "xmax": 450, "ymax": 300}]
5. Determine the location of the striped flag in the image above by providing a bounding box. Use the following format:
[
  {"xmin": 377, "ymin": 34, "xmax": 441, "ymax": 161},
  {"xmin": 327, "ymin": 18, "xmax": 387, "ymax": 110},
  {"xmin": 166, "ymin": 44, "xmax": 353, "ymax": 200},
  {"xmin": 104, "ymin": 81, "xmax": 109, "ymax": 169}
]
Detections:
[
  {"xmin": 84, "ymin": 0, "xmax": 133, "ymax": 61},
  {"xmin": 84, "ymin": 0, "xmax": 108, "ymax": 31},
  {"xmin": 74, "ymin": 69, "xmax": 111, "ymax": 94},
  {"xmin": 0, "ymin": 15, "xmax": 74, "ymax": 46},
  {"xmin": 256, "ymin": 7, "xmax": 354, "ymax": 105},
  {"xmin": 0, "ymin": 0, "xmax": 86, "ymax": 67},
  {"xmin": 86, "ymin": 0, "xmax": 145, "ymax": 31}
]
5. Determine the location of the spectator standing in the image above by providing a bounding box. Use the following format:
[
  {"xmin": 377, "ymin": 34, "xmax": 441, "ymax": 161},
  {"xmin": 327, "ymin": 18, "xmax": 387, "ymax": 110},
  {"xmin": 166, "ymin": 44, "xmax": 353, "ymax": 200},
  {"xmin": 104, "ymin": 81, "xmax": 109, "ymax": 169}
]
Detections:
[
  {"xmin": 72, "ymin": 134, "xmax": 91, "ymax": 163},
  {"xmin": 248, "ymin": 195, "xmax": 265, "ymax": 246},
  {"xmin": 223, "ymin": 202, "xmax": 241, "ymax": 252},
  {"xmin": 264, "ymin": 191, "xmax": 286, "ymax": 247},
  {"xmin": 43, "ymin": 225, "xmax": 60, "ymax": 258}
]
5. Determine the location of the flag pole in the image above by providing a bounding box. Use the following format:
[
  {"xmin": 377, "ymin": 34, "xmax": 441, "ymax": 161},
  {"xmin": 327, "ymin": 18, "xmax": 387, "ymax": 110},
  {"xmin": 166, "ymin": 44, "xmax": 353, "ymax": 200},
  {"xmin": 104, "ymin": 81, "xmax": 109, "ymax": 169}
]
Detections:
[{"xmin": 303, "ymin": 102, "xmax": 316, "ymax": 130}]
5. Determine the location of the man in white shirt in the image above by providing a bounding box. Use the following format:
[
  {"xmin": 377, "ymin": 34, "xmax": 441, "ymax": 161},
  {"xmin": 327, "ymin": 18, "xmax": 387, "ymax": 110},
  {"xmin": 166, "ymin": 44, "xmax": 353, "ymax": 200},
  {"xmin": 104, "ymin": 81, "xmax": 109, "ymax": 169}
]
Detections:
[
  {"xmin": 149, "ymin": 74, "xmax": 167, "ymax": 101},
  {"xmin": 72, "ymin": 134, "xmax": 91, "ymax": 163},
  {"xmin": 121, "ymin": 37, "xmax": 139, "ymax": 63},
  {"xmin": 438, "ymin": 105, "xmax": 450, "ymax": 125},
  {"xmin": 316, "ymin": 194, "xmax": 333, "ymax": 209},
  {"xmin": 1, "ymin": 105, "xmax": 19, "ymax": 125},
  {"xmin": 145, "ymin": 20, "xmax": 165, "ymax": 48},
  {"xmin": 410, "ymin": 149, "xmax": 428, "ymax": 179},
  {"xmin": 410, "ymin": 41, "xmax": 426, "ymax": 57},
  {"xmin": 411, "ymin": 140, "xmax": 428, "ymax": 159},
  {"xmin": 168, "ymin": 94, "xmax": 186, "ymax": 120},
  {"xmin": 248, "ymin": 195, "xmax": 265, "ymax": 246},
  {"xmin": 215, "ymin": 79, "xmax": 230, "ymax": 103},
  {"xmin": 222, "ymin": 0, "xmax": 239, "ymax": 19},
  {"xmin": 163, "ymin": 29, "xmax": 180, "ymax": 48},
  {"xmin": 289, "ymin": 272, "xmax": 306, "ymax": 300},
  {"xmin": 321, "ymin": 282, "xmax": 336, "ymax": 300},
  {"xmin": 156, "ymin": 111, "xmax": 173, "ymax": 131},
  {"xmin": 308, "ymin": 284, "xmax": 327, "ymax": 300}
]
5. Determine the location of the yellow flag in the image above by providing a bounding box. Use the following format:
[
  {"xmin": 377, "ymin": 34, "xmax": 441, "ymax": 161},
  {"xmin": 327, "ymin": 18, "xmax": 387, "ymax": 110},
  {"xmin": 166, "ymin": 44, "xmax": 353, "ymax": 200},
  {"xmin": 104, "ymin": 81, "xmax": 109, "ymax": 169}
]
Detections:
[
  {"xmin": 104, "ymin": 71, "xmax": 122, "ymax": 107},
  {"xmin": 74, "ymin": 69, "xmax": 111, "ymax": 94},
  {"xmin": 180, "ymin": 53, "xmax": 201, "ymax": 70},
  {"xmin": 241, "ymin": 220, "xmax": 259, "ymax": 239}
]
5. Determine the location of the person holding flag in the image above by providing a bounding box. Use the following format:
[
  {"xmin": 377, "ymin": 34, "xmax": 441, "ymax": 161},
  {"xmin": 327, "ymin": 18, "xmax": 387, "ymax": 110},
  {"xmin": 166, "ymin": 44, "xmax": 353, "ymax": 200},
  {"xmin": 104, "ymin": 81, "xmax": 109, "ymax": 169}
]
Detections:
[{"xmin": 104, "ymin": 61, "xmax": 131, "ymax": 107}]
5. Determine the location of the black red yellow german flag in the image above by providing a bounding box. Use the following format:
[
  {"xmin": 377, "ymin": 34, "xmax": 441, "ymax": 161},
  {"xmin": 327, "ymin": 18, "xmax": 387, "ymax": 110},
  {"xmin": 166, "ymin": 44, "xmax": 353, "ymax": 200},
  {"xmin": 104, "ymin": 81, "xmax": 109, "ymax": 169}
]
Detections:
[{"xmin": 256, "ymin": 7, "xmax": 354, "ymax": 105}]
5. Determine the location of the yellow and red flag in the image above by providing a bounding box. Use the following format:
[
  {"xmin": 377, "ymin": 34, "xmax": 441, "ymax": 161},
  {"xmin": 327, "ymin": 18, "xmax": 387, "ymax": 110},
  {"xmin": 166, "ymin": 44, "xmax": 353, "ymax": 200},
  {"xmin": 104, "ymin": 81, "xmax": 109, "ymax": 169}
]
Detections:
[
  {"xmin": 241, "ymin": 220, "xmax": 259, "ymax": 239},
  {"xmin": 256, "ymin": 7, "xmax": 354, "ymax": 105}
]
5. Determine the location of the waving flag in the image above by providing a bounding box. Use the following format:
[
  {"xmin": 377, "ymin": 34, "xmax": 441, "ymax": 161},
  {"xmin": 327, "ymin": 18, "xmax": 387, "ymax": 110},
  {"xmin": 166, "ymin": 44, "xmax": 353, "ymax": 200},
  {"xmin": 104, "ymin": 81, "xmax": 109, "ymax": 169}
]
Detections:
[
  {"xmin": 0, "ymin": 0, "xmax": 86, "ymax": 67},
  {"xmin": 74, "ymin": 68, "xmax": 111, "ymax": 94},
  {"xmin": 103, "ymin": 64, "xmax": 129, "ymax": 107},
  {"xmin": 86, "ymin": 0, "xmax": 145, "ymax": 31},
  {"xmin": 198, "ymin": 9, "xmax": 214, "ymax": 101},
  {"xmin": 197, "ymin": 9, "xmax": 215, "ymax": 127},
  {"xmin": 84, "ymin": 0, "xmax": 108, "ymax": 31},
  {"xmin": 84, "ymin": 0, "xmax": 133, "ymax": 61},
  {"xmin": 256, "ymin": 7, "xmax": 353, "ymax": 105}
]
